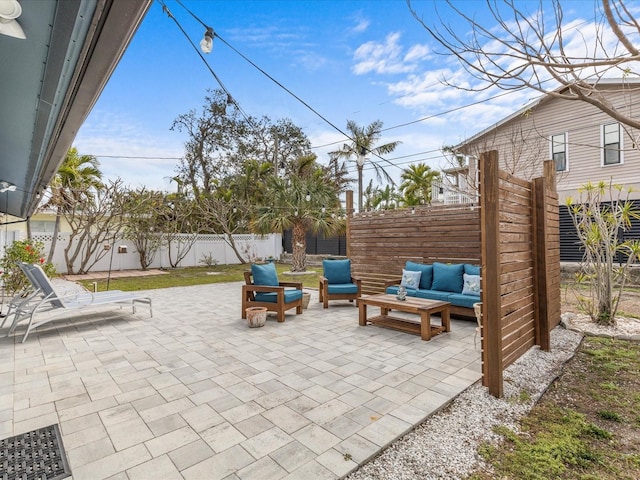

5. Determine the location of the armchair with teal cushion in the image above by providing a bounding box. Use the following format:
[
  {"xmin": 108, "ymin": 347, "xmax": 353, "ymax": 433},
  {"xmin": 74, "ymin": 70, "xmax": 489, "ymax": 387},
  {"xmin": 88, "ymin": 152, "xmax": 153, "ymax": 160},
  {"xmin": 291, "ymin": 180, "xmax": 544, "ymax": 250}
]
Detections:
[
  {"xmin": 242, "ymin": 262, "xmax": 303, "ymax": 322},
  {"xmin": 319, "ymin": 259, "xmax": 361, "ymax": 308}
]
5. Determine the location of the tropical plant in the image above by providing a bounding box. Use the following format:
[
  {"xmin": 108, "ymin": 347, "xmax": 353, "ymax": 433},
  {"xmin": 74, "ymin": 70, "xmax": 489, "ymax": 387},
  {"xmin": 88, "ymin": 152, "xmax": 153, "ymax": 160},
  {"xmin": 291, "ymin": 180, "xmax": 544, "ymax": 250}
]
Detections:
[
  {"xmin": 566, "ymin": 180, "xmax": 640, "ymax": 325},
  {"xmin": 43, "ymin": 147, "xmax": 103, "ymax": 262},
  {"xmin": 251, "ymin": 156, "xmax": 343, "ymax": 271},
  {"xmin": 0, "ymin": 239, "xmax": 56, "ymax": 294},
  {"xmin": 400, "ymin": 163, "xmax": 441, "ymax": 206},
  {"xmin": 329, "ymin": 120, "xmax": 400, "ymax": 212}
]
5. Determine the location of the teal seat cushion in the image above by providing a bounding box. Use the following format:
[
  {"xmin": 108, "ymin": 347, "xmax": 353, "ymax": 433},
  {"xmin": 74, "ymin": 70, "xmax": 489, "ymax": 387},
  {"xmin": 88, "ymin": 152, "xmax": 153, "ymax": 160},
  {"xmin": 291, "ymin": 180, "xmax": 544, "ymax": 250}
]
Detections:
[
  {"xmin": 386, "ymin": 285, "xmax": 418, "ymax": 296},
  {"xmin": 448, "ymin": 293, "xmax": 480, "ymax": 309},
  {"xmin": 323, "ymin": 259, "xmax": 352, "ymax": 284},
  {"xmin": 251, "ymin": 262, "xmax": 279, "ymax": 286},
  {"xmin": 464, "ymin": 264, "xmax": 481, "ymax": 276},
  {"xmin": 413, "ymin": 289, "xmax": 451, "ymax": 302},
  {"xmin": 255, "ymin": 289, "xmax": 303, "ymax": 303},
  {"xmin": 327, "ymin": 283, "xmax": 359, "ymax": 295},
  {"xmin": 405, "ymin": 261, "xmax": 433, "ymax": 290}
]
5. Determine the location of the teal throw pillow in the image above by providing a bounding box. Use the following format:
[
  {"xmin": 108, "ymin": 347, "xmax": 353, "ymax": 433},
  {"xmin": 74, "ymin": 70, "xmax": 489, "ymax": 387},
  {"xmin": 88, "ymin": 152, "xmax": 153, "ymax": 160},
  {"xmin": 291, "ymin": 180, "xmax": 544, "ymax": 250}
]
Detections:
[
  {"xmin": 462, "ymin": 273, "xmax": 481, "ymax": 296},
  {"xmin": 400, "ymin": 269, "xmax": 421, "ymax": 289},
  {"xmin": 464, "ymin": 264, "xmax": 481, "ymax": 276},
  {"xmin": 251, "ymin": 262, "xmax": 279, "ymax": 286},
  {"xmin": 323, "ymin": 259, "xmax": 352, "ymax": 284},
  {"xmin": 405, "ymin": 261, "xmax": 433, "ymax": 289},
  {"xmin": 431, "ymin": 262, "xmax": 464, "ymax": 293}
]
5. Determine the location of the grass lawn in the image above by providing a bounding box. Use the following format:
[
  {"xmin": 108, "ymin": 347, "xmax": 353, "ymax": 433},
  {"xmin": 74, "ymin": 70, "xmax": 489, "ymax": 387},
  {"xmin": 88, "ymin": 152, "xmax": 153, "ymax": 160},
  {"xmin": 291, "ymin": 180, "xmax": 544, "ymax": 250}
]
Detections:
[
  {"xmin": 79, "ymin": 263, "xmax": 322, "ymax": 292},
  {"xmin": 470, "ymin": 336, "xmax": 640, "ymax": 480}
]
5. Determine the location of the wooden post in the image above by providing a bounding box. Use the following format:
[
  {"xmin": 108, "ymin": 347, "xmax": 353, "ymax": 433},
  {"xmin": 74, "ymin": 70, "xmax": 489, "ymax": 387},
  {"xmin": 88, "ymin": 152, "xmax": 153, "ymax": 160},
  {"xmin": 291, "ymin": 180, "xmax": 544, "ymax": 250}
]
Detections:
[
  {"xmin": 346, "ymin": 190, "xmax": 353, "ymax": 258},
  {"xmin": 532, "ymin": 176, "xmax": 550, "ymax": 351},
  {"xmin": 480, "ymin": 151, "xmax": 503, "ymax": 397}
]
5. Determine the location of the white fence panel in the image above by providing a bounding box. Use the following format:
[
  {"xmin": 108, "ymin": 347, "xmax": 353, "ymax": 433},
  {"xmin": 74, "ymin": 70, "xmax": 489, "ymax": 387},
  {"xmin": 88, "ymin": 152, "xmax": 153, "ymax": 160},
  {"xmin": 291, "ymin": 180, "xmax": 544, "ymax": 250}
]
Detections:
[{"xmin": 13, "ymin": 231, "xmax": 283, "ymax": 274}]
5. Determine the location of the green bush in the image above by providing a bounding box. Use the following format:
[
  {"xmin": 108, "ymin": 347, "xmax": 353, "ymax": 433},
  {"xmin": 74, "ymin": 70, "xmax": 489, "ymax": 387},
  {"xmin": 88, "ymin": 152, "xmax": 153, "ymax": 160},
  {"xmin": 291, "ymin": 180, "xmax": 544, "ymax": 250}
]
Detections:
[{"xmin": 0, "ymin": 239, "xmax": 56, "ymax": 294}]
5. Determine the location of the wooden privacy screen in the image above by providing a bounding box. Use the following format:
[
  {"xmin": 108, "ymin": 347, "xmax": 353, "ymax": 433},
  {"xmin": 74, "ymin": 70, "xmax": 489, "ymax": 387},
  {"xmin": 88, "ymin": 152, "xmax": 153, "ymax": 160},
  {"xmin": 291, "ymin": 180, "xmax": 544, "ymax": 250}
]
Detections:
[
  {"xmin": 346, "ymin": 152, "xmax": 560, "ymax": 398},
  {"xmin": 481, "ymin": 152, "xmax": 561, "ymax": 397}
]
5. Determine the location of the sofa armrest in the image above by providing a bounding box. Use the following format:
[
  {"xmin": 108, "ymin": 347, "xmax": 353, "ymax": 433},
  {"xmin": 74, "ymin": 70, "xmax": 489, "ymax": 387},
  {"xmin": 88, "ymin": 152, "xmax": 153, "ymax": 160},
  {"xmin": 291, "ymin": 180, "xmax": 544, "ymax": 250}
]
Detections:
[
  {"xmin": 278, "ymin": 281, "xmax": 303, "ymax": 289},
  {"xmin": 383, "ymin": 277, "xmax": 402, "ymax": 288}
]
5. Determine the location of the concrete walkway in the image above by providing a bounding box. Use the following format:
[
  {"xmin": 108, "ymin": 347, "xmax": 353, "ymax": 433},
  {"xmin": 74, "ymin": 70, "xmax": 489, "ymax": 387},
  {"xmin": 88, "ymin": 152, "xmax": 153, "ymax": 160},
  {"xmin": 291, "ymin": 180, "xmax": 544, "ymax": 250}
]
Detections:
[{"xmin": 0, "ymin": 283, "xmax": 481, "ymax": 479}]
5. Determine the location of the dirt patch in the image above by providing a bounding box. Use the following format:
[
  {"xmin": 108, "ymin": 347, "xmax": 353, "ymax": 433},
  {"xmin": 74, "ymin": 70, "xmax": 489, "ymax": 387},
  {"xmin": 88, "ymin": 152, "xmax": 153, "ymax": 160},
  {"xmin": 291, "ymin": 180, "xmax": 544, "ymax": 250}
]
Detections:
[{"xmin": 561, "ymin": 285, "xmax": 640, "ymax": 320}]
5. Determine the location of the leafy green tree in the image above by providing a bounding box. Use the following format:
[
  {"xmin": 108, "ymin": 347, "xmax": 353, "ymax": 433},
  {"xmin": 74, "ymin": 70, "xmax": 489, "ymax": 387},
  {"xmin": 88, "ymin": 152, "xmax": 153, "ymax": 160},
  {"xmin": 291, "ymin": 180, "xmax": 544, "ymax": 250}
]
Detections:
[
  {"xmin": 44, "ymin": 147, "xmax": 102, "ymax": 262},
  {"xmin": 252, "ymin": 157, "xmax": 343, "ymax": 271},
  {"xmin": 330, "ymin": 120, "xmax": 401, "ymax": 213},
  {"xmin": 400, "ymin": 163, "xmax": 441, "ymax": 206},
  {"xmin": 567, "ymin": 180, "xmax": 640, "ymax": 325}
]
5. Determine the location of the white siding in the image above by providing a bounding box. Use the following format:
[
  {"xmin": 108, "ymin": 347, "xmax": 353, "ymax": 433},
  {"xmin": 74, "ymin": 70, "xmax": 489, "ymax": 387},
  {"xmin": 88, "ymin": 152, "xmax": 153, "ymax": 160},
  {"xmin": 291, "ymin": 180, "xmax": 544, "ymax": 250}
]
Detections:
[{"xmin": 460, "ymin": 84, "xmax": 640, "ymax": 201}]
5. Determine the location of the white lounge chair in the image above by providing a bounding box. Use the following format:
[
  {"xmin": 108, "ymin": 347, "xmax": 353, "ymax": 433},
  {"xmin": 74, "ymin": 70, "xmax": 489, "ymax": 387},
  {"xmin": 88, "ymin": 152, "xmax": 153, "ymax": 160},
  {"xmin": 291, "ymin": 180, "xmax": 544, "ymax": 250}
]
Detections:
[{"xmin": 7, "ymin": 263, "xmax": 152, "ymax": 342}]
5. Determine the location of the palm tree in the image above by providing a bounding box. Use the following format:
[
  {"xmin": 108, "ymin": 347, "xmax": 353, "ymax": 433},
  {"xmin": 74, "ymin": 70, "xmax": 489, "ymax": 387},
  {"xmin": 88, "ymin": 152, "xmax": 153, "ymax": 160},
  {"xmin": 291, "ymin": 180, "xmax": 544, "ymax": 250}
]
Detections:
[
  {"xmin": 399, "ymin": 163, "xmax": 441, "ymax": 206},
  {"xmin": 252, "ymin": 158, "xmax": 341, "ymax": 272},
  {"xmin": 330, "ymin": 120, "xmax": 401, "ymax": 213},
  {"xmin": 44, "ymin": 148, "xmax": 102, "ymax": 262}
]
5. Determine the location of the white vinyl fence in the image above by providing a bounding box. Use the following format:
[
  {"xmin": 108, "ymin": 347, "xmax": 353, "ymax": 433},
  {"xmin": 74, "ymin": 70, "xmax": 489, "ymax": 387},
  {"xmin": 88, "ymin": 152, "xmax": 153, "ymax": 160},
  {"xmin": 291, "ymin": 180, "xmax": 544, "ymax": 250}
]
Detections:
[{"xmin": 4, "ymin": 231, "xmax": 283, "ymax": 274}]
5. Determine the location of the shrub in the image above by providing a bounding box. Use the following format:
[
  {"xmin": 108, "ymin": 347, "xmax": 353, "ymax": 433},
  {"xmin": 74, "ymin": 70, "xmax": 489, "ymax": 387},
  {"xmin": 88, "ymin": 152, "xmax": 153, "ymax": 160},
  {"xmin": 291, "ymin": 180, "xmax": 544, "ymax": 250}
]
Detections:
[
  {"xmin": 0, "ymin": 239, "xmax": 56, "ymax": 294},
  {"xmin": 566, "ymin": 181, "xmax": 640, "ymax": 325}
]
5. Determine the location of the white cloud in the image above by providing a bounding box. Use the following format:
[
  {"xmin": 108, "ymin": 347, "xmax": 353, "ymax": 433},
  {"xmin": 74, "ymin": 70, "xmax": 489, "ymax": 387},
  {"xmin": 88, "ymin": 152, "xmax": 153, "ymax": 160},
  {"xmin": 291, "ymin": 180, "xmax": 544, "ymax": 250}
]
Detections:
[
  {"xmin": 404, "ymin": 44, "xmax": 430, "ymax": 63},
  {"xmin": 352, "ymin": 32, "xmax": 428, "ymax": 75}
]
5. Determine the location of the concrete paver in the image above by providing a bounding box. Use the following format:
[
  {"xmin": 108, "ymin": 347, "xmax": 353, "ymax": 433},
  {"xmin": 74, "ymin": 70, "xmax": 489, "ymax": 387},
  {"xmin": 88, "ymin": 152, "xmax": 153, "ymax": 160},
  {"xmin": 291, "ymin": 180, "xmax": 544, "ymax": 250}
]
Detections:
[{"xmin": 0, "ymin": 282, "xmax": 481, "ymax": 479}]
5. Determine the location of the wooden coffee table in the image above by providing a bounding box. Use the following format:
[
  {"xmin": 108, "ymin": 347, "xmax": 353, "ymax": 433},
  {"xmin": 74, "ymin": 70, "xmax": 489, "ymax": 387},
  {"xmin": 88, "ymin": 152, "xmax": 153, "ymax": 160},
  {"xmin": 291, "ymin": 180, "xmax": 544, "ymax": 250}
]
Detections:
[{"xmin": 358, "ymin": 294, "xmax": 451, "ymax": 341}]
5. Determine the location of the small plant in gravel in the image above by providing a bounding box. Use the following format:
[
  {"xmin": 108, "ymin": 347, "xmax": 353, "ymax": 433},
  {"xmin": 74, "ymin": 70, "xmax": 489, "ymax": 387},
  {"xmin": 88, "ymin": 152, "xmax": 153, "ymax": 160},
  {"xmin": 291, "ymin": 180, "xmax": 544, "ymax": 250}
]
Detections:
[
  {"xmin": 0, "ymin": 239, "xmax": 56, "ymax": 294},
  {"xmin": 566, "ymin": 181, "xmax": 640, "ymax": 326},
  {"xmin": 598, "ymin": 410, "xmax": 624, "ymax": 423}
]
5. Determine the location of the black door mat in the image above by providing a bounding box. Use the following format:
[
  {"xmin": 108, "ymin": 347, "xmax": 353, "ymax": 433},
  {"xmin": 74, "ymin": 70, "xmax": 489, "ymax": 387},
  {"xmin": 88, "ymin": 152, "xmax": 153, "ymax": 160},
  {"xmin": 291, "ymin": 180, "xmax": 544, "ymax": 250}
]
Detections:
[{"xmin": 0, "ymin": 424, "xmax": 71, "ymax": 480}]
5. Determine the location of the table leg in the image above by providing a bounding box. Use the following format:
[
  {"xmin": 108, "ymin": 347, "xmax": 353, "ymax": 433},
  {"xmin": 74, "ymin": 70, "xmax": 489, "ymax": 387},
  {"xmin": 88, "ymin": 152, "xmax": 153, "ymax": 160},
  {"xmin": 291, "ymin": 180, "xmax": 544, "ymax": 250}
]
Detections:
[
  {"xmin": 420, "ymin": 309, "xmax": 432, "ymax": 341},
  {"xmin": 442, "ymin": 306, "xmax": 451, "ymax": 332},
  {"xmin": 359, "ymin": 302, "xmax": 367, "ymax": 326}
]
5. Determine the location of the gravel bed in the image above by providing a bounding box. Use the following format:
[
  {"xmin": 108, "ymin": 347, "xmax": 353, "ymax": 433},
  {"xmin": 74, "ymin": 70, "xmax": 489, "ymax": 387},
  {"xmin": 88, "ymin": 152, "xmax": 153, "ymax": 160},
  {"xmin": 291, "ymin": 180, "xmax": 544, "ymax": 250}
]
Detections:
[{"xmin": 345, "ymin": 326, "xmax": 583, "ymax": 480}]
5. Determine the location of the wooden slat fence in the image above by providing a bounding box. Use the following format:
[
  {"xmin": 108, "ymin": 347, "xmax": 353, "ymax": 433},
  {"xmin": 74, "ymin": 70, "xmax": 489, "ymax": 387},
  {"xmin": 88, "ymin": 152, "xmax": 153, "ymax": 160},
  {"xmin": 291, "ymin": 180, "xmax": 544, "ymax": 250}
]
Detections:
[{"xmin": 347, "ymin": 203, "xmax": 481, "ymax": 295}]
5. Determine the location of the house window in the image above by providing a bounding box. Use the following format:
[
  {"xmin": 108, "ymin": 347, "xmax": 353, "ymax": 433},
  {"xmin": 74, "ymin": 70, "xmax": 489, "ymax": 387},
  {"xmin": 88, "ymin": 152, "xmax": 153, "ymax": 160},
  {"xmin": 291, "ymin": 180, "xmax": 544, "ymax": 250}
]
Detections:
[
  {"xmin": 551, "ymin": 133, "xmax": 567, "ymax": 171},
  {"xmin": 602, "ymin": 123, "xmax": 622, "ymax": 165}
]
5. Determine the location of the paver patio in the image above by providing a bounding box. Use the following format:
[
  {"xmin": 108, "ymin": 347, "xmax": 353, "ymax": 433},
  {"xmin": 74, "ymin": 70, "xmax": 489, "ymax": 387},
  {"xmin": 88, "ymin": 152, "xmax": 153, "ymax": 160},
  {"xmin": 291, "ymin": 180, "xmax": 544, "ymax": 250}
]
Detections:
[{"xmin": 0, "ymin": 282, "xmax": 481, "ymax": 479}]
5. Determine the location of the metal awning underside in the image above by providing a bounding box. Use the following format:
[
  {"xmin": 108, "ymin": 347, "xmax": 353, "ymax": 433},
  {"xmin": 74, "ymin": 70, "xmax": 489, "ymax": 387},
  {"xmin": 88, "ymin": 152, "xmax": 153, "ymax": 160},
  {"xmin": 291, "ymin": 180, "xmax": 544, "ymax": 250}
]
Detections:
[{"xmin": 0, "ymin": 0, "xmax": 151, "ymax": 218}]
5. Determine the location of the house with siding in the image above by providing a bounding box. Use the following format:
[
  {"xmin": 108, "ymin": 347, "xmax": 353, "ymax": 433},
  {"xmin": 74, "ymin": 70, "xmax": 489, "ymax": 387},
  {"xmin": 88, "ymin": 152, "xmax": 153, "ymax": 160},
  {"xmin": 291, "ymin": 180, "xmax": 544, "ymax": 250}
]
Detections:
[{"xmin": 444, "ymin": 79, "xmax": 640, "ymax": 203}]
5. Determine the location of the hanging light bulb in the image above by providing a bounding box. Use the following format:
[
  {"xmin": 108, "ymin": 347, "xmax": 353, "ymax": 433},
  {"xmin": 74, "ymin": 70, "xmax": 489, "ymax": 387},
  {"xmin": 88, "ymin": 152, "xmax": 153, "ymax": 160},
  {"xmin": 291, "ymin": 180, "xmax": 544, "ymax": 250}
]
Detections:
[
  {"xmin": 200, "ymin": 27, "xmax": 214, "ymax": 53},
  {"xmin": 321, "ymin": 205, "xmax": 326, "ymax": 214},
  {"xmin": 305, "ymin": 192, "xmax": 311, "ymax": 202}
]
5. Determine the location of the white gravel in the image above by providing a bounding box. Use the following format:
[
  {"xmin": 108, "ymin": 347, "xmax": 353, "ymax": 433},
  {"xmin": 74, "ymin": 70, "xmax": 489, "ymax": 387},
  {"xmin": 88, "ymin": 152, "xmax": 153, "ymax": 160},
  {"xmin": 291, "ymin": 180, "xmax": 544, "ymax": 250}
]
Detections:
[{"xmin": 345, "ymin": 326, "xmax": 584, "ymax": 480}]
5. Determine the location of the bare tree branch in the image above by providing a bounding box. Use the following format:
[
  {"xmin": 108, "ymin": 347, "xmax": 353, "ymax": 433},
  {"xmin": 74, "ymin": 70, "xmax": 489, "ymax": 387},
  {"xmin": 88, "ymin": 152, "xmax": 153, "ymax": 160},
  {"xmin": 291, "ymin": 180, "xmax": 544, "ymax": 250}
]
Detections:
[{"xmin": 408, "ymin": 0, "xmax": 640, "ymax": 129}]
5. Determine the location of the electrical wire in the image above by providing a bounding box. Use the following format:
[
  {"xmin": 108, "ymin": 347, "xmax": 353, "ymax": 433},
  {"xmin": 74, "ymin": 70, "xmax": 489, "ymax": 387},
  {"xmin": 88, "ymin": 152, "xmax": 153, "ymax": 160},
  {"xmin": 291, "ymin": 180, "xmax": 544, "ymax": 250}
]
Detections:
[{"xmin": 170, "ymin": 0, "xmax": 398, "ymax": 172}]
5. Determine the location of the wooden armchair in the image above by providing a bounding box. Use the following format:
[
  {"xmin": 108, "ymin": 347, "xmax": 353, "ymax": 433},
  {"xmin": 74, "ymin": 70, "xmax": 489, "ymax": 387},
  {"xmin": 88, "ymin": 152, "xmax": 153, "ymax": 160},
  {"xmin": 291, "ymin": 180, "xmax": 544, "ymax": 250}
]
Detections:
[
  {"xmin": 241, "ymin": 263, "xmax": 303, "ymax": 323},
  {"xmin": 319, "ymin": 259, "xmax": 361, "ymax": 309}
]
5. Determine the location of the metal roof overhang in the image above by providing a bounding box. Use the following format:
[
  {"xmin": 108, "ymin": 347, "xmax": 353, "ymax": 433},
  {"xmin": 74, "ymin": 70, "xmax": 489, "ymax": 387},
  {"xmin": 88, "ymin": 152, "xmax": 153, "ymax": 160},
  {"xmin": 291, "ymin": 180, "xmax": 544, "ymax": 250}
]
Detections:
[{"xmin": 0, "ymin": 0, "xmax": 151, "ymax": 219}]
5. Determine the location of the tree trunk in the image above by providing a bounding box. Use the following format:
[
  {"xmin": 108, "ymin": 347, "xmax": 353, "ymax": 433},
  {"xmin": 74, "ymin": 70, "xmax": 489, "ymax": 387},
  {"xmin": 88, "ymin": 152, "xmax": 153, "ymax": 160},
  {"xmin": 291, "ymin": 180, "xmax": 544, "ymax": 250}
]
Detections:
[
  {"xmin": 47, "ymin": 210, "xmax": 61, "ymax": 263},
  {"xmin": 291, "ymin": 221, "xmax": 307, "ymax": 272},
  {"xmin": 357, "ymin": 164, "xmax": 363, "ymax": 213}
]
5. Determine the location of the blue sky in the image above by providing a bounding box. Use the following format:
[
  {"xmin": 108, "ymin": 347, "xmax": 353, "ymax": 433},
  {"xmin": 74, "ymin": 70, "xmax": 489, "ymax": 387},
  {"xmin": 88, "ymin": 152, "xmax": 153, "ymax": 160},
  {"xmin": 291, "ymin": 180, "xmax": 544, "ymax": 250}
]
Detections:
[{"xmin": 74, "ymin": 0, "xmax": 597, "ymax": 192}]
